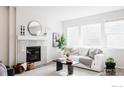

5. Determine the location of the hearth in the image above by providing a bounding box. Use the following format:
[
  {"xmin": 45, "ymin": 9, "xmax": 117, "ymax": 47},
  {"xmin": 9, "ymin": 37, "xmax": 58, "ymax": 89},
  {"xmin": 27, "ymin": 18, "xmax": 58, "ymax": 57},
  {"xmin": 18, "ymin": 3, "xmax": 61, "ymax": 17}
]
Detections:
[{"xmin": 26, "ymin": 46, "xmax": 41, "ymax": 62}]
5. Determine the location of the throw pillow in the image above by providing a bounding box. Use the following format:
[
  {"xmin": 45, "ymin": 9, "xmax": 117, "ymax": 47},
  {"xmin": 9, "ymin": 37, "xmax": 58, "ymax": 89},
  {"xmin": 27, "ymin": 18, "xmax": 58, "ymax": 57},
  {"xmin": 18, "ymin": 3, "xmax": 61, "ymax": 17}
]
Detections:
[
  {"xmin": 87, "ymin": 48, "xmax": 103, "ymax": 59},
  {"xmin": 87, "ymin": 48, "xmax": 95, "ymax": 59},
  {"xmin": 71, "ymin": 48, "xmax": 80, "ymax": 55}
]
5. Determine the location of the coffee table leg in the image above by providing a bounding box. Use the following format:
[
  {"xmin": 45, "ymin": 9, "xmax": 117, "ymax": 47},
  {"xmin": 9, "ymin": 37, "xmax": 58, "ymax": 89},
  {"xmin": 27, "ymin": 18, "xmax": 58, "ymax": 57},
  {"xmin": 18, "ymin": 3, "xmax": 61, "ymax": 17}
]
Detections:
[
  {"xmin": 68, "ymin": 65, "xmax": 73, "ymax": 75},
  {"xmin": 56, "ymin": 62, "xmax": 63, "ymax": 71}
]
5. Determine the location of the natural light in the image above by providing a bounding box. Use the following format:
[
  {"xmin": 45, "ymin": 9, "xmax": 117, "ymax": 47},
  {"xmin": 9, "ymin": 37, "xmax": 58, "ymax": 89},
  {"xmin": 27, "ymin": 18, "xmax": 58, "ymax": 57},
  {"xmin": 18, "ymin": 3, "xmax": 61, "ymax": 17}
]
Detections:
[{"xmin": 67, "ymin": 20, "xmax": 124, "ymax": 49}]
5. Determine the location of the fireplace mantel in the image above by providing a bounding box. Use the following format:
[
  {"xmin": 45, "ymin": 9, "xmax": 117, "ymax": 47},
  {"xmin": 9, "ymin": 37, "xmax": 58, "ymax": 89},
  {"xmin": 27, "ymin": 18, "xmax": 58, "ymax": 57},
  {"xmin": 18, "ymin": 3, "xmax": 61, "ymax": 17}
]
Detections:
[
  {"xmin": 16, "ymin": 35, "xmax": 47, "ymax": 66},
  {"xmin": 17, "ymin": 36, "xmax": 47, "ymax": 41}
]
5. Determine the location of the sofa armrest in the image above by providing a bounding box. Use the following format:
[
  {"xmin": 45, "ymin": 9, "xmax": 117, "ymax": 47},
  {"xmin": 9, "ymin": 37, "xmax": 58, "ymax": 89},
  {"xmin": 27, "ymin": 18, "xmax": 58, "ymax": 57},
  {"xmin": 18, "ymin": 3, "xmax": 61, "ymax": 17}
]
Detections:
[
  {"xmin": 91, "ymin": 54, "xmax": 105, "ymax": 71},
  {"xmin": 94, "ymin": 54, "xmax": 105, "ymax": 65},
  {"xmin": 94, "ymin": 54, "xmax": 104, "ymax": 60}
]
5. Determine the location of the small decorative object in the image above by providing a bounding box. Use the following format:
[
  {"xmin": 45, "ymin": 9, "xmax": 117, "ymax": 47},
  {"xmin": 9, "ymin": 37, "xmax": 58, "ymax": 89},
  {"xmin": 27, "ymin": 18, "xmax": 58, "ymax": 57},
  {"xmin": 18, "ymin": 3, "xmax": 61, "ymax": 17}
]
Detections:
[
  {"xmin": 43, "ymin": 27, "xmax": 47, "ymax": 35},
  {"xmin": 66, "ymin": 51, "xmax": 72, "ymax": 65},
  {"xmin": 22, "ymin": 26, "xmax": 25, "ymax": 35},
  {"xmin": 27, "ymin": 62, "xmax": 34, "ymax": 70},
  {"xmin": 52, "ymin": 32, "xmax": 59, "ymax": 47},
  {"xmin": 20, "ymin": 25, "xmax": 25, "ymax": 36},
  {"xmin": 20, "ymin": 25, "xmax": 23, "ymax": 35},
  {"xmin": 105, "ymin": 57, "xmax": 116, "ymax": 75},
  {"xmin": 13, "ymin": 63, "xmax": 25, "ymax": 74}
]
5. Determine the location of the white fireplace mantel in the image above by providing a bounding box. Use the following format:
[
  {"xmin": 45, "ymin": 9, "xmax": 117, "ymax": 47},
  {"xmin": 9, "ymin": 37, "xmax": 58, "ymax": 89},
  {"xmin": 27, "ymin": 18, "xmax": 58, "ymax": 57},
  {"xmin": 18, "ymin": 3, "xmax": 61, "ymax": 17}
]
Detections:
[
  {"xmin": 17, "ymin": 35, "xmax": 47, "ymax": 41},
  {"xmin": 16, "ymin": 35, "xmax": 47, "ymax": 65}
]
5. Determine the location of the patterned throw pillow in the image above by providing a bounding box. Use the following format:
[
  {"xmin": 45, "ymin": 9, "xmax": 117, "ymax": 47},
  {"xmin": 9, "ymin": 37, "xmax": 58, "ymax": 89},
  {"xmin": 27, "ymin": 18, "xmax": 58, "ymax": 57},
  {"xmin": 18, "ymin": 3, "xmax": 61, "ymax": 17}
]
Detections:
[
  {"xmin": 71, "ymin": 48, "xmax": 80, "ymax": 55},
  {"xmin": 63, "ymin": 47, "xmax": 80, "ymax": 56}
]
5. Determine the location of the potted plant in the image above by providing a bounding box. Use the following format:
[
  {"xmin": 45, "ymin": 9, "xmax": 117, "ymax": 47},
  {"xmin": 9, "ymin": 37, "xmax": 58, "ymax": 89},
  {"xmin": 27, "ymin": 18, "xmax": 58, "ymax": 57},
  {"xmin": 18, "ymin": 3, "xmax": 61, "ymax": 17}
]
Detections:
[
  {"xmin": 56, "ymin": 34, "xmax": 66, "ymax": 57},
  {"xmin": 105, "ymin": 57, "xmax": 116, "ymax": 69},
  {"xmin": 56, "ymin": 34, "xmax": 66, "ymax": 50}
]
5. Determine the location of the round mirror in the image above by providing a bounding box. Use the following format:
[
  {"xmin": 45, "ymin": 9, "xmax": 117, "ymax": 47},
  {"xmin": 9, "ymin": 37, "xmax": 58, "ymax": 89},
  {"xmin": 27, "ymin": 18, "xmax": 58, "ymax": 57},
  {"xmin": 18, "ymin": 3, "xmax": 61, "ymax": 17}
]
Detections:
[{"xmin": 28, "ymin": 21, "xmax": 42, "ymax": 36}]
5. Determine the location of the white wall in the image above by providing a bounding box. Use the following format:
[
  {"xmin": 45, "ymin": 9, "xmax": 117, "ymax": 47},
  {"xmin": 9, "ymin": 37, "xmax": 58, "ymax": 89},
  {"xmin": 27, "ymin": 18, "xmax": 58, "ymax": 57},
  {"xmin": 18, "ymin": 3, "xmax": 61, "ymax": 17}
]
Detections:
[
  {"xmin": 16, "ymin": 7, "xmax": 62, "ymax": 63},
  {"xmin": 63, "ymin": 9, "xmax": 124, "ymax": 68}
]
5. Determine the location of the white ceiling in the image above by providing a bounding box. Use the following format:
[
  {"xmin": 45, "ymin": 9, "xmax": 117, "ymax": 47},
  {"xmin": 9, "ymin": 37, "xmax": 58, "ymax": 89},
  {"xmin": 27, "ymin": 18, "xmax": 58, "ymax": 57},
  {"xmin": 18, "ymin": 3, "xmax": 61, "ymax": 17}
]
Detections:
[
  {"xmin": 17, "ymin": 6, "xmax": 124, "ymax": 21},
  {"xmin": 48, "ymin": 6, "xmax": 124, "ymax": 21}
]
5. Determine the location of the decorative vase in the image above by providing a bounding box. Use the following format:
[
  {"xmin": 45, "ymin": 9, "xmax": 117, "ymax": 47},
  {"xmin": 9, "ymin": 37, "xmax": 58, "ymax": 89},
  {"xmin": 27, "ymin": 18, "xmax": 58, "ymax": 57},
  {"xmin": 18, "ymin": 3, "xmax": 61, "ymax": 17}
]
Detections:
[{"xmin": 66, "ymin": 57, "xmax": 72, "ymax": 65}]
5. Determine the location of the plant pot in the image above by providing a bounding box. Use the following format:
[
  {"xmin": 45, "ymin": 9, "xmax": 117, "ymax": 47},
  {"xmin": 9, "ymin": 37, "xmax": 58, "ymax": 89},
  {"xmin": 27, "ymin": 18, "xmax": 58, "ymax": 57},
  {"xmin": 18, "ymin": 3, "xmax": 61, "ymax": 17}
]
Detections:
[{"xmin": 105, "ymin": 62, "xmax": 116, "ymax": 69}]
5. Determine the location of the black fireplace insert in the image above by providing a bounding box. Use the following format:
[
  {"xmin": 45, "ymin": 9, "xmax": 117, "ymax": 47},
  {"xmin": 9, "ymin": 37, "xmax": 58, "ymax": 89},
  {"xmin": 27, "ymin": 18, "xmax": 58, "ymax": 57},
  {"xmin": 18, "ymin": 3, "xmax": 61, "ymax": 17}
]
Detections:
[{"xmin": 26, "ymin": 46, "xmax": 41, "ymax": 62}]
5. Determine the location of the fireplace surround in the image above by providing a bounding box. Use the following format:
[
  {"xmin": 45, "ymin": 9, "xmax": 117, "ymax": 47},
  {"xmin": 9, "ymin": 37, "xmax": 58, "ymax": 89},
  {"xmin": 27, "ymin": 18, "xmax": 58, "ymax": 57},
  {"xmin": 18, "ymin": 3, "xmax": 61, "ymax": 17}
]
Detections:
[{"xmin": 17, "ymin": 38, "xmax": 47, "ymax": 66}]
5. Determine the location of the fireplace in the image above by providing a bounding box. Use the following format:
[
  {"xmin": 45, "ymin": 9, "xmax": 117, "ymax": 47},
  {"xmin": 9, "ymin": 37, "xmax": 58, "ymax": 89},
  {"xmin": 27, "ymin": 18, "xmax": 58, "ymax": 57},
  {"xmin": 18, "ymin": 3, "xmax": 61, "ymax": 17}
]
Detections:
[{"xmin": 26, "ymin": 46, "xmax": 41, "ymax": 62}]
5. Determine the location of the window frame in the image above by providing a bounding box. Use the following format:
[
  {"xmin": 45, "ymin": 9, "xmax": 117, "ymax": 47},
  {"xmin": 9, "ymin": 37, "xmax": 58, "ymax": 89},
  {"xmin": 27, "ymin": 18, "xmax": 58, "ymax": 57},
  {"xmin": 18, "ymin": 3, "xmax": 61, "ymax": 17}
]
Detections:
[
  {"xmin": 104, "ymin": 19, "xmax": 124, "ymax": 49},
  {"xmin": 66, "ymin": 26, "xmax": 80, "ymax": 48},
  {"xmin": 80, "ymin": 23, "xmax": 102, "ymax": 48}
]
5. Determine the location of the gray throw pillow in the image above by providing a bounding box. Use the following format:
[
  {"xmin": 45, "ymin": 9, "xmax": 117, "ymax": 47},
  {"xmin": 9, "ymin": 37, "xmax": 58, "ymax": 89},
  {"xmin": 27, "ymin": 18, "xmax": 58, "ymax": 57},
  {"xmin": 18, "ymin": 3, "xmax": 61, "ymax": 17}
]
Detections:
[
  {"xmin": 87, "ymin": 48, "xmax": 95, "ymax": 59},
  {"xmin": 87, "ymin": 48, "xmax": 103, "ymax": 59}
]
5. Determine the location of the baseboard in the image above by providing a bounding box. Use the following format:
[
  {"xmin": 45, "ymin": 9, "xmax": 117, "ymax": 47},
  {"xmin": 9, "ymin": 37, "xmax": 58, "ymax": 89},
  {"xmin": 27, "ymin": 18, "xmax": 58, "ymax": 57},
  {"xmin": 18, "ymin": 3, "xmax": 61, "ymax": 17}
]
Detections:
[{"xmin": 116, "ymin": 66, "xmax": 124, "ymax": 69}]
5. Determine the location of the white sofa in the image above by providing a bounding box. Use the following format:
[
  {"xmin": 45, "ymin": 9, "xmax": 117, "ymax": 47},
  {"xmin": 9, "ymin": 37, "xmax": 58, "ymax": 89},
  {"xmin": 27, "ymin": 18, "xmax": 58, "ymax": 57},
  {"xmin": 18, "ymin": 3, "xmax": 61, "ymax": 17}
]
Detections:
[{"xmin": 68, "ymin": 48, "xmax": 105, "ymax": 72}]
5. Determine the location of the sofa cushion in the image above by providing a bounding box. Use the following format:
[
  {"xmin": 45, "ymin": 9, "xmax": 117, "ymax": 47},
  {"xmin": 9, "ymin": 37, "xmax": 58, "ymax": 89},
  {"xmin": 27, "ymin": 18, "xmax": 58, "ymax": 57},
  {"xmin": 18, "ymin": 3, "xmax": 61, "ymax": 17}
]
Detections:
[
  {"xmin": 79, "ymin": 48, "xmax": 89, "ymax": 56},
  {"xmin": 79, "ymin": 56, "xmax": 93, "ymax": 67}
]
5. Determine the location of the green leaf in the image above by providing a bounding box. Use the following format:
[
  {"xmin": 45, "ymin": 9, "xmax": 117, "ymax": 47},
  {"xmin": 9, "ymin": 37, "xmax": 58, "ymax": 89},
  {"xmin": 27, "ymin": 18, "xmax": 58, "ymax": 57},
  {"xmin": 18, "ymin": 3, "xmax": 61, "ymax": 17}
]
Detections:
[{"xmin": 56, "ymin": 34, "xmax": 66, "ymax": 49}]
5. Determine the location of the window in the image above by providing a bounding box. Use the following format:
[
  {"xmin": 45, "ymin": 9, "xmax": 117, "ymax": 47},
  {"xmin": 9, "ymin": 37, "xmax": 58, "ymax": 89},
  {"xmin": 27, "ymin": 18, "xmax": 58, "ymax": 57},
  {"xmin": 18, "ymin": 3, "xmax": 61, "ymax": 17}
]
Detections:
[
  {"xmin": 67, "ymin": 26, "xmax": 79, "ymax": 48},
  {"xmin": 66, "ymin": 19, "xmax": 124, "ymax": 49},
  {"xmin": 66, "ymin": 24, "xmax": 102, "ymax": 48},
  {"xmin": 81, "ymin": 24, "xmax": 102, "ymax": 48},
  {"xmin": 105, "ymin": 20, "xmax": 124, "ymax": 48}
]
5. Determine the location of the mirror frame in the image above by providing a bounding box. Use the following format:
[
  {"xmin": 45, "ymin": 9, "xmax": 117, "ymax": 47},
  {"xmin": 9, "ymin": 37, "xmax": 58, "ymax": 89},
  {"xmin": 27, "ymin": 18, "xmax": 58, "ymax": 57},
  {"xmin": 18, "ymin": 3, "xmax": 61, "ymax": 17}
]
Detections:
[{"xmin": 27, "ymin": 20, "xmax": 42, "ymax": 36}]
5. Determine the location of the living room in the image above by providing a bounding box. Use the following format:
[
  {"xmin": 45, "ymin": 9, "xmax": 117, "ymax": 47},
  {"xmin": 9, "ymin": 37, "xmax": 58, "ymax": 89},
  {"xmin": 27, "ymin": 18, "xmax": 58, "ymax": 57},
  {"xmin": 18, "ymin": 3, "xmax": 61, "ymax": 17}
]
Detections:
[{"xmin": 1, "ymin": 6, "xmax": 124, "ymax": 76}]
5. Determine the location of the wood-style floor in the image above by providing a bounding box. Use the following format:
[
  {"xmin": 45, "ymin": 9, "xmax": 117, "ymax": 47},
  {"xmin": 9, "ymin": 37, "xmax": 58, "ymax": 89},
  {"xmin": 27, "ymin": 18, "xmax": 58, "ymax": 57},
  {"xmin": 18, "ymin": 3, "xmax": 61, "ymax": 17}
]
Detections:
[{"xmin": 16, "ymin": 62, "xmax": 124, "ymax": 76}]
